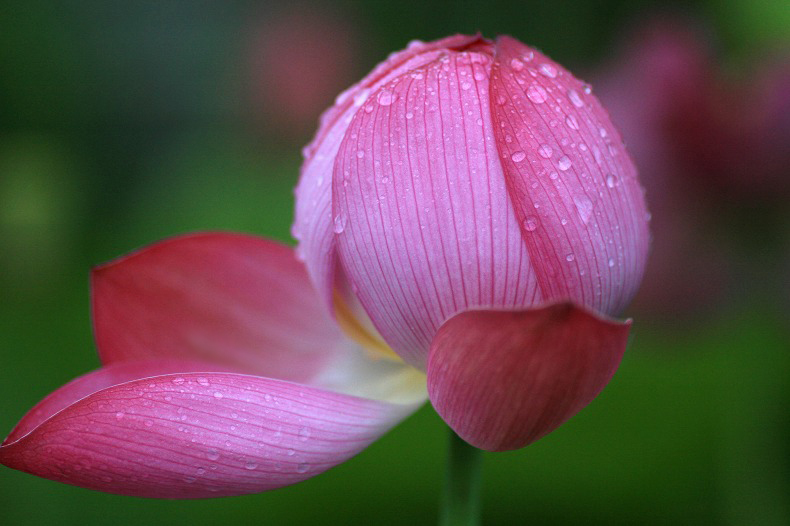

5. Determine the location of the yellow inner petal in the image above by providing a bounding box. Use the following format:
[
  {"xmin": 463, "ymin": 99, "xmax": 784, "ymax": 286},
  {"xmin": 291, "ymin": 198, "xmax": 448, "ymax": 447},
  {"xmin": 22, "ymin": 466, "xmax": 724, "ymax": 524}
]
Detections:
[{"xmin": 333, "ymin": 291, "xmax": 403, "ymax": 364}]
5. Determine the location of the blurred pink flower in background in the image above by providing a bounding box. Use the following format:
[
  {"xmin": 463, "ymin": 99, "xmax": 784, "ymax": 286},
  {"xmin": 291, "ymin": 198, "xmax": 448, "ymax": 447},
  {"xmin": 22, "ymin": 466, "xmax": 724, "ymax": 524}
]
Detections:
[
  {"xmin": 247, "ymin": 3, "xmax": 361, "ymax": 140},
  {"xmin": 594, "ymin": 14, "xmax": 790, "ymax": 320}
]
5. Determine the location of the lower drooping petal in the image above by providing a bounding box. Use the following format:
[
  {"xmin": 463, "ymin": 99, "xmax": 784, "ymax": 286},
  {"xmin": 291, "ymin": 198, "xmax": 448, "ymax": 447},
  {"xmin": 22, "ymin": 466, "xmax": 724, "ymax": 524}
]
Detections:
[
  {"xmin": 426, "ymin": 303, "xmax": 630, "ymax": 451},
  {"xmin": 0, "ymin": 363, "xmax": 415, "ymax": 498},
  {"xmin": 92, "ymin": 232, "xmax": 345, "ymax": 384}
]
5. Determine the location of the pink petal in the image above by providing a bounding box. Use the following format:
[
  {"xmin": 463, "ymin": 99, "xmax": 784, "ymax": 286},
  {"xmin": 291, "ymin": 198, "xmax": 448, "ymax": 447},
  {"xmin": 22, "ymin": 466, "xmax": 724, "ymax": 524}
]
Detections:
[
  {"xmin": 490, "ymin": 36, "xmax": 650, "ymax": 317},
  {"xmin": 293, "ymin": 34, "xmax": 491, "ymax": 311},
  {"xmin": 1, "ymin": 364, "xmax": 413, "ymax": 498},
  {"xmin": 333, "ymin": 49, "xmax": 540, "ymax": 368},
  {"xmin": 426, "ymin": 303, "xmax": 630, "ymax": 451},
  {"xmin": 92, "ymin": 232, "xmax": 344, "ymax": 383}
]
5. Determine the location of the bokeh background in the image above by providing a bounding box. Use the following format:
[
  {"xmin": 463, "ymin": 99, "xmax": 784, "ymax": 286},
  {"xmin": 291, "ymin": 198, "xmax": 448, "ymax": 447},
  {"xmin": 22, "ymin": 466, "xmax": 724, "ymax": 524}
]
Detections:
[{"xmin": 1, "ymin": 0, "xmax": 788, "ymax": 524}]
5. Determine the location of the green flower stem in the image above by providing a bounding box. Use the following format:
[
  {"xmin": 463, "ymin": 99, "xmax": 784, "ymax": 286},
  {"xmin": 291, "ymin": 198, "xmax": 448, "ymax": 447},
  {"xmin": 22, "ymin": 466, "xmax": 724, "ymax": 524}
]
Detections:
[{"xmin": 440, "ymin": 428, "xmax": 483, "ymax": 526}]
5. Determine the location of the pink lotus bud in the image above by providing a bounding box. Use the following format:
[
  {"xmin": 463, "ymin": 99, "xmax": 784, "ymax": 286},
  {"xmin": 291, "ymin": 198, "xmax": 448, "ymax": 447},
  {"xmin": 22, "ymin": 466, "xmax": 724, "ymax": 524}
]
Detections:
[{"xmin": 294, "ymin": 35, "xmax": 650, "ymax": 450}]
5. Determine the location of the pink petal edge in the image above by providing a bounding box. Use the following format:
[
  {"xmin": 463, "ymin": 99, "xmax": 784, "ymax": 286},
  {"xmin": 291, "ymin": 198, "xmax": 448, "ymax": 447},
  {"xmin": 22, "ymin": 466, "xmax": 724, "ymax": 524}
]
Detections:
[
  {"xmin": 427, "ymin": 303, "xmax": 630, "ymax": 451},
  {"xmin": 92, "ymin": 232, "xmax": 344, "ymax": 383},
  {"xmin": 1, "ymin": 363, "xmax": 414, "ymax": 498}
]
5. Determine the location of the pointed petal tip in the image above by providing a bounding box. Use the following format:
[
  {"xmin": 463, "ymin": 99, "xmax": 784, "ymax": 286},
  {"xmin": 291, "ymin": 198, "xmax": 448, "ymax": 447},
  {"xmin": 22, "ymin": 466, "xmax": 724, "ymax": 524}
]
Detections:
[{"xmin": 427, "ymin": 302, "xmax": 631, "ymax": 451}]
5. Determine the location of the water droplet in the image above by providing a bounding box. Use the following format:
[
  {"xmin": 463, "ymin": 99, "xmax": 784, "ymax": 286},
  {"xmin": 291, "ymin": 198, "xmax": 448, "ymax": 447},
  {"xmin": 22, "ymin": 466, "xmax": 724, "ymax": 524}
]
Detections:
[
  {"xmin": 568, "ymin": 89, "xmax": 584, "ymax": 108},
  {"xmin": 333, "ymin": 214, "xmax": 346, "ymax": 234},
  {"xmin": 264, "ymin": 394, "xmax": 272, "ymax": 403},
  {"xmin": 172, "ymin": 377, "xmax": 185, "ymax": 385},
  {"xmin": 297, "ymin": 463, "xmax": 310, "ymax": 473},
  {"xmin": 377, "ymin": 90, "xmax": 395, "ymax": 106},
  {"xmin": 599, "ymin": 127, "xmax": 608, "ymax": 138},
  {"xmin": 245, "ymin": 462, "xmax": 258, "ymax": 471},
  {"xmin": 539, "ymin": 63, "xmax": 558, "ymax": 78},
  {"xmin": 522, "ymin": 216, "xmax": 539, "ymax": 232},
  {"xmin": 511, "ymin": 151, "xmax": 526, "ymax": 162},
  {"xmin": 565, "ymin": 253, "xmax": 575, "ymax": 262},
  {"xmin": 405, "ymin": 111, "xmax": 414, "ymax": 119},
  {"xmin": 538, "ymin": 144, "xmax": 553, "ymax": 158},
  {"xmin": 473, "ymin": 70, "xmax": 486, "ymax": 81},
  {"xmin": 583, "ymin": 83, "xmax": 593, "ymax": 94},
  {"xmin": 364, "ymin": 104, "xmax": 374, "ymax": 113},
  {"xmin": 565, "ymin": 115, "xmax": 579, "ymax": 130},
  {"xmin": 298, "ymin": 427, "xmax": 311, "ymax": 441},
  {"xmin": 509, "ymin": 58, "xmax": 524, "ymax": 71},
  {"xmin": 206, "ymin": 449, "xmax": 220, "ymax": 461},
  {"xmin": 115, "ymin": 412, "xmax": 125, "ymax": 420},
  {"xmin": 196, "ymin": 377, "xmax": 210, "ymax": 387},
  {"xmin": 356, "ymin": 150, "xmax": 364, "ymax": 159},
  {"xmin": 574, "ymin": 196, "xmax": 594, "ymax": 224},
  {"xmin": 527, "ymin": 84, "xmax": 548, "ymax": 104},
  {"xmin": 495, "ymin": 94, "xmax": 507, "ymax": 105},
  {"xmin": 287, "ymin": 449, "xmax": 295, "ymax": 456},
  {"xmin": 353, "ymin": 88, "xmax": 370, "ymax": 107},
  {"xmin": 606, "ymin": 174, "xmax": 618, "ymax": 188},
  {"xmin": 608, "ymin": 258, "xmax": 616, "ymax": 268},
  {"xmin": 461, "ymin": 81, "xmax": 471, "ymax": 90},
  {"xmin": 213, "ymin": 391, "xmax": 223, "ymax": 399},
  {"xmin": 558, "ymin": 155, "xmax": 572, "ymax": 171},
  {"xmin": 196, "ymin": 468, "xmax": 206, "ymax": 475},
  {"xmin": 549, "ymin": 171, "xmax": 559, "ymax": 180}
]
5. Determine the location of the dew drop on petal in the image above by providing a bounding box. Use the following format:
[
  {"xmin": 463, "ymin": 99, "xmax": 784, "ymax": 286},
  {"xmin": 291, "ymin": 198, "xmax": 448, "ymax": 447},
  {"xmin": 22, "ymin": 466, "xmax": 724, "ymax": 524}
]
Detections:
[
  {"xmin": 522, "ymin": 216, "xmax": 539, "ymax": 232},
  {"xmin": 356, "ymin": 150, "xmax": 364, "ymax": 159},
  {"xmin": 608, "ymin": 258, "xmax": 616, "ymax": 268},
  {"xmin": 206, "ymin": 449, "xmax": 220, "ymax": 461},
  {"xmin": 527, "ymin": 84, "xmax": 548, "ymax": 104},
  {"xmin": 510, "ymin": 58, "xmax": 524, "ymax": 71},
  {"xmin": 558, "ymin": 155, "xmax": 572, "ymax": 171},
  {"xmin": 298, "ymin": 427, "xmax": 311, "ymax": 441},
  {"xmin": 574, "ymin": 195, "xmax": 594, "ymax": 224},
  {"xmin": 538, "ymin": 144, "xmax": 553, "ymax": 158},
  {"xmin": 568, "ymin": 89, "xmax": 584, "ymax": 108},
  {"xmin": 539, "ymin": 63, "xmax": 558, "ymax": 78},
  {"xmin": 245, "ymin": 462, "xmax": 258, "ymax": 471},
  {"xmin": 606, "ymin": 174, "xmax": 618, "ymax": 188},
  {"xmin": 213, "ymin": 391, "xmax": 223, "ymax": 399},
  {"xmin": 377, "ymin": 90, "xmax": 395, "ymax": 106},
  {"xmin": 511, "ymin": 151, "xmax": 526, "ymax": 162},
  {"xmin": 196, "ymin": 377, "xmax": 210, "ymax": 387},
  {"xmin": 565, "ymin": 115, "xmax": 579, "ymax": 130},
  {"xmin": 566, "ymin": 253, "xmax": 575, "ymax": 262},
  {"xmin": 333, "ymin": 214, "xmax": 346, "ymax": 234}
]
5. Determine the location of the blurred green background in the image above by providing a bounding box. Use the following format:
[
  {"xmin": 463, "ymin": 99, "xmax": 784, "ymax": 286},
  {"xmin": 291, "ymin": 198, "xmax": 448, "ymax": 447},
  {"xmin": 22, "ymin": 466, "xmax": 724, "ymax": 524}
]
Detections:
[{"xmin": 1, "ymin": 0, "xmax": 788, "ymax": 524}]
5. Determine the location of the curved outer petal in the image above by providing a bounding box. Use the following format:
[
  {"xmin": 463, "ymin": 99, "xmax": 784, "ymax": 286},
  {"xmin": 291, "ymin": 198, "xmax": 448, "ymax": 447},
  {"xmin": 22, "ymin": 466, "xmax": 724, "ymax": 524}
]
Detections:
[
  {"xmin": 293, "ymin": 34, "xmax": 490, "ymax": 311},
  {"xmin": 0, "ymin": 364, "xmax": 415, "ymax": 498},
  {"xmin": 490, "ymin": 36, "xmax": 650, "ymax": 317},
  {"xmin": 92, "ymin": 232, "xmax": 344, "ymax": 383},
  {"xmin": 426, "ymin": 303, "xmax": 630, "ymax": 451},
  {"xmin": 333, "ymin": 50, "xmax": 540, "ymax": 368}
]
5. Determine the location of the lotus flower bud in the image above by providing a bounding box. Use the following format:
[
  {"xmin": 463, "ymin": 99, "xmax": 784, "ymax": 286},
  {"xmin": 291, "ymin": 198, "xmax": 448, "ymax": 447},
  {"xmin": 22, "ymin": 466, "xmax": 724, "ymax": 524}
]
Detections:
[{"xmin": 294, "ymin": 34, "xmax": 650, "ymax": 450}]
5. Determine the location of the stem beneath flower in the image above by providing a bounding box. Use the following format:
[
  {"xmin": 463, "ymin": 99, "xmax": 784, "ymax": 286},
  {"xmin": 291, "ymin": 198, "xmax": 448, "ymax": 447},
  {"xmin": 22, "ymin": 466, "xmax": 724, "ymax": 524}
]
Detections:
[{"xmin": 440, "ymin": 428, "xmax": 483, "ymax": 526}]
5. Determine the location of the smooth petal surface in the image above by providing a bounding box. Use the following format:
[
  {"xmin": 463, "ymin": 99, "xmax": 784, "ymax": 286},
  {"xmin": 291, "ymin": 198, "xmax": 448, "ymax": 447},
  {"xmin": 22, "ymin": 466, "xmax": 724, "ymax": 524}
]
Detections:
[
  {"xmin": 293, "ymin": 34, "xmax": 490, "ymax": 311},
  {"xmin": 427, "ymin": 303, "xmax": 630, "ymax": 451},
  {"xmin": 1, "ymin": 364, "xmax": 413, "ymax": 498},
  {"xmin": 92, "ymin": 232, "xmax": 344, "ymax": 383},
  {"xmin": 334, "ymin": 49, "xmax": 540, "ymax": 368},
  {"xmin": 490, "ymin": 36, "xmax": 650, "ymax": 316}
]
